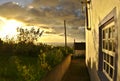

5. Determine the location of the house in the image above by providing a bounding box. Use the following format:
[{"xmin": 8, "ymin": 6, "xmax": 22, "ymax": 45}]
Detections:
[
  {"xmin": 74, "ymin": 42, "xmax": 86, "ymax": 56},
  {"xmin": 84, "ymin": 0, "xmax": 120, "ymax": 81}
]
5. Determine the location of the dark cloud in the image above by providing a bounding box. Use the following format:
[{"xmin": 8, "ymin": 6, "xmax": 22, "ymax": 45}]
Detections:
[
  {"xmin": 29, "ymin": 0, "xmax": 85, "ymax": 22},
  {"xmin": 0, "ymin": 2, "xmax": 25, "ymax": 18},
  {"xmin": 0, "ymin": 1, "xmax": 85, "ymax": 26},
  {"xmin": 30, "ymin": 0, "xmax": 59, "ymax": 8},
  {"xmin": 0, "ymin": 0, "xmax": 85, "ymax": 41}
]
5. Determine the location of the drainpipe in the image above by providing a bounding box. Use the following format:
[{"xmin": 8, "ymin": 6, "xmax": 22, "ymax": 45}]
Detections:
[{"xmin": 81, "ymin": 0, "xmax": 91, "ymax": 30}]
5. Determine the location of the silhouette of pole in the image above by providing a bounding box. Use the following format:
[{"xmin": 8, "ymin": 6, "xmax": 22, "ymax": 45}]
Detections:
[
  {"xmin": 64, "ymin": 20, "xmax": 67, "ymax": 54},
  {"xmin": 74, "ymin": 39, "xmax": 75, "ymax": 54}
]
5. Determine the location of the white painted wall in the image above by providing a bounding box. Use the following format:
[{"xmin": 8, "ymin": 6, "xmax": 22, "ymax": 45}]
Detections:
[
  {"xmin": 116, "ymin": 3, "xmax": 120, "ymax": 81},
  {"xmin": 86, "ymin": 0, "xmax": 120, "ymax": 81}
]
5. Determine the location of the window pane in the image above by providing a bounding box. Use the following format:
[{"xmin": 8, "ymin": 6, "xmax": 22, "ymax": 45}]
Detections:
[
  {"xmin": 110, "ymin": 67, "xmax": 113, "ymax": 78},
  {"xmin": 106, "ymin": 40, "xmax": 108, "ymax": 50},
  {"xmin": 106, "ymin": 64, "xmax": 109, "ymax": 73},
  {"xmin": 112, "ymin": 26, "xmax": 115, "ymax": 38},
  {"xmin": 103, "ymin": 62, "xmax": 106, "ymax": 70},
  {"xmin": 103, "ymin": 30, "xmax": 105, "ymax": 39},
  {"xmin": 103, "ymin": 40, "xmax": 105, "ymax": 49},
  {"xmin": 109, "ymin": 40, "xmax": 112, "ymax": 51},
  {"xmin": 110, "ymin": 56, "xmax": 114, "ymax": 66},
  {"xmin": 109, "ymin": 27, "xmax": 112, "ymax": 38},
  {"xmin": 104, "ymin": 53, "xmax": 106, "ymax": 60},
  {"xmin": 107, "ymin": 54, "xmax": 109, "ymax": 62},
  {"xmin": 105, "ymin": 29, "xmax": 109, "ymax": 39},
  {"xmin": 105, "ymin": 62, "xmax": 107, "ymax": 71},
  {"xmin": 113, "ymin": 40, "xmax": 115, "ymax": 52}
]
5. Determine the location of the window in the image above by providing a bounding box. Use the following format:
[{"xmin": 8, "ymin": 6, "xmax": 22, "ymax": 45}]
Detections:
[
  {"xmin": 98, "ymin": 8, "xmax": 117, "ymax": 81},
  {"xmin": 102, "ymin": 21, "xmax": 115, "ymax": 81}
]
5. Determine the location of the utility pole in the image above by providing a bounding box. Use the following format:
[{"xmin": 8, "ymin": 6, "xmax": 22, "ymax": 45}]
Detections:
[
  {"xmin": 64, "ymin": 20, "xmax": 67, "ymax": 54},
  {"xmin": 74, "ymin": 39, "xmax": 75, "ymax": 54}
]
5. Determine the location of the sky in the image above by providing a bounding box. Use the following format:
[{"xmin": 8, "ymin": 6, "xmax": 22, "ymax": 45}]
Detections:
[{"xmin": 0, "ymin": 0, "xmax": 85, "ymax": 44}]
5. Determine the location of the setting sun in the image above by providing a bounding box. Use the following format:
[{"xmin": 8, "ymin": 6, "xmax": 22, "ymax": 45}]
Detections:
[{"xmin": 0, "ymin": 17, "xmax": 23, "ymax": 39}]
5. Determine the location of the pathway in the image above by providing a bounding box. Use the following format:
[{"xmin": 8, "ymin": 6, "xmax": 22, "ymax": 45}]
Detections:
[{"xmin": 61, "ymin": 57, "xmax": 90, "ymax": 81}]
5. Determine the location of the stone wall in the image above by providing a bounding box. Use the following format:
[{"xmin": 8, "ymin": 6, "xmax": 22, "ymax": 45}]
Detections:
[{"xmin": 41, "ymin": 54, "xmax": 71, "ymax": 81}]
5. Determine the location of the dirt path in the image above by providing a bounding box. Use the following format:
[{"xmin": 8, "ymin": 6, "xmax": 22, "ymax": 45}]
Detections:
[{"xmin": 61, "ymin": 58, "xmax": 90, "ymax": 81}]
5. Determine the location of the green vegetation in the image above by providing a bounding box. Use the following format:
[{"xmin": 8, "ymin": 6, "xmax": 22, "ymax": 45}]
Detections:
[
  {"xmin": 0, "ymin": 27, "xmax": 73, "ymax": 81},
  {"xmin": 0, "ymin": 38, "xmax": 73, "ymax": 81},
  {"xmin": 16, "ymin": 27, "xmax": 44, "ymax": 43}
]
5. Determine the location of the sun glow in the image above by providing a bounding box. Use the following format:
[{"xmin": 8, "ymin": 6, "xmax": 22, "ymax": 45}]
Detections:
[{"xmin": 0, "ymin": 17, "xmax": 23, "ymax": 39}]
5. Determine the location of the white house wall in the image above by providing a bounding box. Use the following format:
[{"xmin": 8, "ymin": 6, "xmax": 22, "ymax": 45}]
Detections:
[
  {"xmin": 117, "ymin": 3, "xmax": 120, "ymax": 81},
  {"xmin": 86, "ymin": 0, "xmax": 120, "ymax": 81}
]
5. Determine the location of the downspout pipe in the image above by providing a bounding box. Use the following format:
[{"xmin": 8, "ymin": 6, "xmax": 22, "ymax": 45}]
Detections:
[{"xmin": 81, "ymin": 0, "xmax": 91, "ymax": 30}]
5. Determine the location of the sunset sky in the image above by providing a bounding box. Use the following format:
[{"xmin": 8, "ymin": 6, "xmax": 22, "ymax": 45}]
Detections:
[{"xmin": 0, "ymin": 0, "xmax": 85, "ymax": 44}]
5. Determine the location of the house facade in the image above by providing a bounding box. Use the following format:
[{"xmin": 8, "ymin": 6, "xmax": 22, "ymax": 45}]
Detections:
[
  {"xmin": 85, "ymin": 0, "xmax": 120, "ymax": 81},
  {"xmin": 74, "ymin": 42, "xmax": 85, "ymax": 56}
]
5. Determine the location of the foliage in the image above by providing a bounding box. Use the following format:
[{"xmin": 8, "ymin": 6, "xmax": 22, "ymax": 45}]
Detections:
[
  {"xmin": 14, "ymin": 56, "xmax": 47, "ymax": 81},
  {"xmin": 0, "ymin": 38, "xmax": 74, "ymax": 81},
  {"xmin": 0, "ymin": 24, "xmax": 73, "ymax": 81},
  {"xmin": 17, "ymin": 27, "xmax": 44, "ymax": 43},
  {"xmin": 13, "ymin": 42, "xmax": 40, "ymax": 57},
  {"xmin": 46, "ymin": 47, "xmax": 63, "ymax": 67}
]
